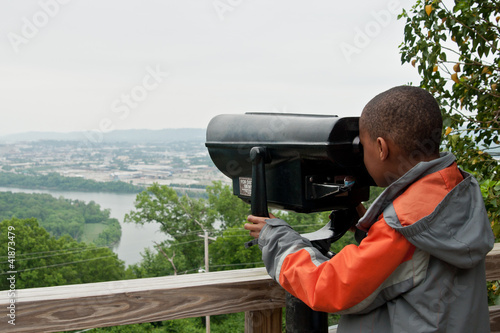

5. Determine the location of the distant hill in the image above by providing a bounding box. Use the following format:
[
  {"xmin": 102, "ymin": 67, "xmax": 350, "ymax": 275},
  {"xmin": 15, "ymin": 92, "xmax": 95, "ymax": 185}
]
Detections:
[{"xmin": 0, "ymin": 128, "xmax": 206, "ymax": 144}]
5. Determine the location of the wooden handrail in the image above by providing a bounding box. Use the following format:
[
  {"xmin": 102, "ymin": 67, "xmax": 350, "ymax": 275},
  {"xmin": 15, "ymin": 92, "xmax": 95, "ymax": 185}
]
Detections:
[
  {"xmin": 2, "ymin": 243, "xmax": 500, "ymax": 333},
  {"xmin": 0, "ymin": 267, "xmax": 285, "ymax": 333}
]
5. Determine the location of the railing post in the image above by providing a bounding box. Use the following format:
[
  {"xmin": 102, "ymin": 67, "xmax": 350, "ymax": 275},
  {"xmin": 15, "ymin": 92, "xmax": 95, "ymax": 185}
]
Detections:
[{"xmin": 245, "ymin": 308, "xmax": 282, "ymax": 333}]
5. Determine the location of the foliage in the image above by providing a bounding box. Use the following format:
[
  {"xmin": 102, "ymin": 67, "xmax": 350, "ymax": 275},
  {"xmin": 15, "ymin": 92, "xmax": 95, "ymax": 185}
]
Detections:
[
  {"xmin": 83, "ymin": 314, "xmax": 246, "ymax": 333},
  {"xmin": 76, "ymin": 318, "xmax": 205, "ymax": 333},
  {"xmin": 0, "ymin": 171, "xmax": 143, "ymax": 193},
  {"xmin": 0, "ymin": 192, "xmax": 121, "ymax": 245},
  {"xmin": 124, "ymin": 183, "xmax": 215, "ymax": 273},
  {"xmin": 399, "ymin": 0, "xmax": 500, "ymax": 236},
  {"xmin": 488, "ymin": 280, "xmax": 500, "ymax": 306},
  {"xmin": 93, "ymin": 219, "xmax": 122, "ymax": 247},
  {"xmin": 0, "ymin": 218, "xmax": 132, "ymax": 290},
  {"xmin": 125, "ymin": 182, "xmax": 255, "ymax": 276},
  {"xmin": 206, "ymin": 181, "xmax": 250, "ymax": 229},
  {"xmin": 210, "ymin": 226, "xmax": 264, "ymax": 271}
]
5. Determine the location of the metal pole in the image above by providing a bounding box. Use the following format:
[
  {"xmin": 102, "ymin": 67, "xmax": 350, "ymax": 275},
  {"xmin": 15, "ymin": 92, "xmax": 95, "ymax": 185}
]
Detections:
[
  {"xmin": 199, "ymin": 230, "xmax": 216, "ymax": 333},
  {"xmin": 204, "ymin": 230, "xmax": 210, "ymax": 333},
  {"xmin": 204, "ymin": 230, "xmax": 209, "ymax": 273}
]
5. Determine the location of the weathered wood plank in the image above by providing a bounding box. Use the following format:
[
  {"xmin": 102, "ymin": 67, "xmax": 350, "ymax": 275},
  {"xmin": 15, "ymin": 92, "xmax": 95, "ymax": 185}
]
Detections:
[
  {"xmin": 0, "ymin": 267, "xmax": 285, "ymax": 333},
  {"xmin": 486, "ymin": 243, "xmax": 500, "ymax": 281},
  {"xmin": 245, "ymin": 308, "xmax": 282, "ymax": 333},
  {"xmin": 490, "ymin": 305, "xmax": 500, "ymax": 332}
]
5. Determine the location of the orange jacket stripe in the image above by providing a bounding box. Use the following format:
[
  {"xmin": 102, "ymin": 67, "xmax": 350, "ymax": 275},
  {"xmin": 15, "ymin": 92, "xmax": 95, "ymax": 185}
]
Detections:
[{"xmin": 279, "ymin": 219, "xmax": 414, "ymax": 312}]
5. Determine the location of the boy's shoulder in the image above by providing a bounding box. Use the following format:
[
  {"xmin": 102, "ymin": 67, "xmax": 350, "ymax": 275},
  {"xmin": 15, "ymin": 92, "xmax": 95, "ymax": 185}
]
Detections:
[{"xmin": 391, "ymin": 162, "xmax": 463, "ymax": 227}]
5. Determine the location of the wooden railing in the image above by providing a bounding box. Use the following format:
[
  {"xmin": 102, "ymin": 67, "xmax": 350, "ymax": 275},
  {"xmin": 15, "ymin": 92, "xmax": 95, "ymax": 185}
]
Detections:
[{"xmin": 2, "ymin": 243, "xmax": 500, "ymax": 333}]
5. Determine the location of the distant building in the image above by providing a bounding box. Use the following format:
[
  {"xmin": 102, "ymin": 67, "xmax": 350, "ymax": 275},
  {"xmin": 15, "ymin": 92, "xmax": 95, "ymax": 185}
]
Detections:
[{"xmin": 110, "ymin": 171, "xmax": 142, "ymax": 181}]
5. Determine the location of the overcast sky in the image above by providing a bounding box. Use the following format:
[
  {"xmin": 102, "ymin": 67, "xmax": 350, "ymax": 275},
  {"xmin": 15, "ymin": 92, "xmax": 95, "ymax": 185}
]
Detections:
[{"xmin": 0, "ymin": 0, "xmax": 422, "ymax": 135}]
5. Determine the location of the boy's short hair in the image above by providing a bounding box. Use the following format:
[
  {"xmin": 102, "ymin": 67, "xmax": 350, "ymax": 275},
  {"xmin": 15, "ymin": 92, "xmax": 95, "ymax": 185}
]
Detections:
[{"xmin": 360, "ymin": 85, "xmax": 443, "ymax": 157}]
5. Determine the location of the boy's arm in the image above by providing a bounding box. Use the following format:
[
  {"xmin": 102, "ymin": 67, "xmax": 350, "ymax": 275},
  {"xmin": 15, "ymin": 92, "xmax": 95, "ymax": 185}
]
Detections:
[{"xmin": 256, "ymin": 216, "xmax": 418, "ymax": 314}]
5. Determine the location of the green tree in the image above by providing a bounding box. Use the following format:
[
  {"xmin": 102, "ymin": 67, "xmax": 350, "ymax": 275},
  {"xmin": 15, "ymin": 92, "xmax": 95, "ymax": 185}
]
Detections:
[
  {"xmin": 125, "ymin": 182, "xmax": 251, "ymax": 276},
  {"xmin": 0, "ymin": 218, "xmax": 132, "ymax": 290},
  {"xmin": 88, "ymin": 314, "xmax": 246, "ymax": 333},
  {"xmin": 206, "ymin": 181, "xmax": 250, "ymax": 229},
  {"xmin": 0, "ymin": 171, "xmax": 143, "ymax": 193},
  {"xmin": 399, "ymin": 0, "xmax": 500, "ymax": 235},
  {"xmin": 0, "ymin": 192, "xmax": 121, "ymax": 245},
  {"xmin": 210, "ymin": 227, "xmax": 264, "ymax": 271},
  {"xmin": 124, "ymin": 183, "xmax": 216, "ymax": 274}
]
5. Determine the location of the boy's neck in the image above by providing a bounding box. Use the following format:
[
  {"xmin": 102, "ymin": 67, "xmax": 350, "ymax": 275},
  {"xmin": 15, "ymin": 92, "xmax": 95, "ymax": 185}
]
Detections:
[{"xmin": 386, "ymin": 152, "xmax": 441, "ymax": 185}]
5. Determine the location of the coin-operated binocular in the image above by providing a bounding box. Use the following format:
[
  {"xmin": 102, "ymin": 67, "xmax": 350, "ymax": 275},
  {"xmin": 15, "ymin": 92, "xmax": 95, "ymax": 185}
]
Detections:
[
  {"xmin": 206, "ymin": 112, "xmax": 373, "ymax": 253},
  {"xmin": 206, "ymin": 112, "xmax": 373, "ymax": 332}
]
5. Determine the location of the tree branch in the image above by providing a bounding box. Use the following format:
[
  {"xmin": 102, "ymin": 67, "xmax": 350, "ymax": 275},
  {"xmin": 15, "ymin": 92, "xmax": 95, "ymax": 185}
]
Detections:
[{"xmin": 154, "ymin": 241, "xmax": 177, "ymax": 276}]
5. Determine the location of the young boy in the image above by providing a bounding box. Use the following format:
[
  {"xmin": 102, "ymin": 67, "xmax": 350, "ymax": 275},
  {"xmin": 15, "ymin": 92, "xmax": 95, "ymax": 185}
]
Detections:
[{"xmin": 244, "ymin": 86, "xmax": 495, "ymax": 332}]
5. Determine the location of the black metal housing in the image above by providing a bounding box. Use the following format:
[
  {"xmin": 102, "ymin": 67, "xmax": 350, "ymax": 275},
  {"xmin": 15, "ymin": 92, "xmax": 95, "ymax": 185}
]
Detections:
[{"xmin": 205, "ymin": 112, "xmax": 374, "ymax": 213}]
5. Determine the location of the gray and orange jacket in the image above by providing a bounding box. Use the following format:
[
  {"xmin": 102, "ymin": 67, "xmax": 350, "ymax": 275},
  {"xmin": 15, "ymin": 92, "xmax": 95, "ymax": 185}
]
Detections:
[{"xmin": 258, "ymin": 152, "xmax": 494, "ymax": 332}]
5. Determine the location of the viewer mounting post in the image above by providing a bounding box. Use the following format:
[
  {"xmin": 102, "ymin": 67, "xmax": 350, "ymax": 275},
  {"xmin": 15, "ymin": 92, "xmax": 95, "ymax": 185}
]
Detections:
[
  {"xmin": 247, "ymin": 145, "xmax": 328, "ymax": 332},
  {"xmin": 250, "ymin": 146, "xmax": 270, "ymax": 218},
  {"xmin": 244, "ymin": 146, "xmax": 270, "ymax": 249}
]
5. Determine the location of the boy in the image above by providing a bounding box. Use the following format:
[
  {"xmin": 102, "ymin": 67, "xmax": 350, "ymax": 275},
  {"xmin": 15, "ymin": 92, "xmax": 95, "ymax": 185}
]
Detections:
[{"xmin": 244, "ymin": 86, "xmax": 494, "ymax": 332}]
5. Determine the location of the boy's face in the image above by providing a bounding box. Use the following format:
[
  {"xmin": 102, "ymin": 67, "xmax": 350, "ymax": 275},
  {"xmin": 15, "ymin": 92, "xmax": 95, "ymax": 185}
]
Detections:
[{"xmin": 359, "ymin": 123, "xmax": 388, "ymax": 187}]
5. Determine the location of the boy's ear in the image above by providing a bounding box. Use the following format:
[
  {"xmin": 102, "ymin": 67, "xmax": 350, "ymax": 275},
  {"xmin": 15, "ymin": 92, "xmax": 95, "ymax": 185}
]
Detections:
[{"xmin": 376, "ymin": 137, "xmax": 389, "ymax": 161}]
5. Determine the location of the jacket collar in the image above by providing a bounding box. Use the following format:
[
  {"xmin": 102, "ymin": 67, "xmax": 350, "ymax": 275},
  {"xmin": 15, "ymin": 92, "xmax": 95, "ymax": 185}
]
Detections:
[{"xmin": 356, "ymin": 152, "xmax": 456, "ymax": 231}]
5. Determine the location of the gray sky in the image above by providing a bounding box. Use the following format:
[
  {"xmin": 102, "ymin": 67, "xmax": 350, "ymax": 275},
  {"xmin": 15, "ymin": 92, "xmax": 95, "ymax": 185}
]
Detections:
[{"xmin": 0, "ymin": 0, "xmax": 421, "ymax": 135}]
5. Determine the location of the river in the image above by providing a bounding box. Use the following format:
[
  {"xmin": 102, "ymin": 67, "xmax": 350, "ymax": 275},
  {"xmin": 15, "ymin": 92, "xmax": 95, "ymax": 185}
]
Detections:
[{"xmin": 0, "ymin": 187, "xmax": 168, "ymax": 266}]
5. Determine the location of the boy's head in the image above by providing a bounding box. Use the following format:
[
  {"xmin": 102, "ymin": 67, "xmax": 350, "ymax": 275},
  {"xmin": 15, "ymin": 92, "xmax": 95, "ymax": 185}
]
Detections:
[{"xmin": 359, "ymin": 86, "xmax": 443, "ymax": 187}]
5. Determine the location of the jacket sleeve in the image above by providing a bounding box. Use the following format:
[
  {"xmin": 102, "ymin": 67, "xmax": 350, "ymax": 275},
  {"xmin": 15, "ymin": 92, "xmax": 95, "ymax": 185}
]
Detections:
[{"xmin": 258, "ymin": 217, "xmax": 419, "ymax": 314}]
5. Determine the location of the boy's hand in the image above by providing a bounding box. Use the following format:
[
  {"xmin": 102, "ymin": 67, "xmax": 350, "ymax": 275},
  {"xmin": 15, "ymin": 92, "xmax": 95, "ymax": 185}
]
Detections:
[
  {"xmin": 356, "ymin": 203, "xmax": 367, "ymax": 218},
  {"xmin": 348, "ymin": 203, "xmax": 367, "ymax": 232},
  {"xmin": 244, "ymin": 213, "xmax": 276, "ymax": 239}
]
